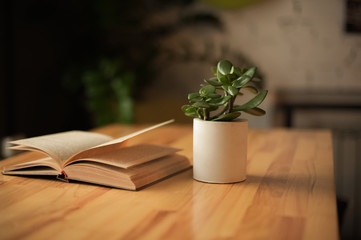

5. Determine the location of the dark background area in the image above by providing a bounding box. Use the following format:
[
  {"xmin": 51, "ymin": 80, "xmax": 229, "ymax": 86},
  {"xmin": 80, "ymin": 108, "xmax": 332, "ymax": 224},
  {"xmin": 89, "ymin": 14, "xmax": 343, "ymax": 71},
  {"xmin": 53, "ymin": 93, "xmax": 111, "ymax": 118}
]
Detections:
[
  {"xmin": 0, "ymin": 0, "xmax": 222, "ymax": 139},
  {"xmin": 1, "ymin": 0, "xmax": 100, "ymax": 138},
  {"xmin": 0, "ymin": 0, "xmax": 186, "ymax": 138}
]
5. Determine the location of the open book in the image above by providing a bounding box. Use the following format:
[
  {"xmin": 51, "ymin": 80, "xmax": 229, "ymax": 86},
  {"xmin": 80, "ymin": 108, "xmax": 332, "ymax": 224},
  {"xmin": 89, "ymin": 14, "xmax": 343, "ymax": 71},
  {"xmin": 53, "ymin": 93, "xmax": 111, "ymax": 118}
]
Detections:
[{"xmin": 2, "ymin": 120, "xmax": 191, "ymax": 190}]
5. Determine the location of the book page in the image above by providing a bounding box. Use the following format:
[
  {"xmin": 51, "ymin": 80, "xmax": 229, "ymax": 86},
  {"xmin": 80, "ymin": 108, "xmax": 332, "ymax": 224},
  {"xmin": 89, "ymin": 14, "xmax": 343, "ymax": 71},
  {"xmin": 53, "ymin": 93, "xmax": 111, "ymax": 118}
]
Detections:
[
  {"xmin": 9, "ymin": 131, "xmax": 113, "ymax": 166},
  {"xmin": 96, "ymin": 119, "xmax": 175, "ymax": 147},
  {"xmin": 65, "ymin": 119, "xmax": 175, "ymax": 165},
  {"xmin": 2, "ymin": 157, "xmax": 61, "ymax": 175},
  {"xmin": 64, "ymin": 144, "xmax": 181, "ymax": 168}
]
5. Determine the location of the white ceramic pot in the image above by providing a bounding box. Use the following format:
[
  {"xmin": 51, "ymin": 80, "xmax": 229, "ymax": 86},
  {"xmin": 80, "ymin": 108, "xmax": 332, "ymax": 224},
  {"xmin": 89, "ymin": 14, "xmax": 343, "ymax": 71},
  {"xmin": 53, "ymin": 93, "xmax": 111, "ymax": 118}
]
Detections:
[{"xmin": 193, "ymin": 118, "xmax": 248, "ymax": 183}]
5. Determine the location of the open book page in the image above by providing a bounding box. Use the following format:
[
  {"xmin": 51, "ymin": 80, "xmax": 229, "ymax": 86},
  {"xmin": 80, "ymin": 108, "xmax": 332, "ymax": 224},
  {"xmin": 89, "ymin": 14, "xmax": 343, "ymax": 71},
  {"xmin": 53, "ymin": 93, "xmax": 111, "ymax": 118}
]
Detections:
[
  {"xmin": 2, "ymin": 157, "xmax": 61, "ymax": 175},
  {"xmin": 96, "ymin": 119, "xmax": 175, "ymax": 147},
  {"xmin": 9, "ymin": 131, "xmax": 113, "ymax": 166},
  {"xmin": 65, "ymin": 119, "xmax": 175, "ymax": 164},
  {"xmin": 64, "ymin": 144, "xmax": 181, "ymax": 168}
]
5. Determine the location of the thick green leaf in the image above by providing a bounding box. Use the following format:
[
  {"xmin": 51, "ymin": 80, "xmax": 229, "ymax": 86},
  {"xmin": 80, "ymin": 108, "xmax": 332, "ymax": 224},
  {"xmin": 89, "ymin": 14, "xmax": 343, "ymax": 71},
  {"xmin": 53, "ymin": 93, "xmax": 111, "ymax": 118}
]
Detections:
[
  {"xmin": 208, "ymin": 95, "xmax": 231, "ymax": 106},
  {"xmin": 190, "ymin": 98, "xmax": 202, "ymax": 104},
  {"xmin": 181, "ymin": 105, "xmax": 198, "ymax": 117},
  {"xmin": 208, "ymin": 93, "xmax": 222, "ymax": 99},
  {"xmin": 209, "ymin": 105, "xmax": 219, "ymax": 111},
  {"xmin": 193, "ymin": 101, "xmax": 210, "ymax": 108},
  {"xmin": 220, "ymin": 95, "xmax": 232, "ymax": 104},
  {"xmin": 244, "ymin": 67, "xmax": 257, "ymax": 78},
  {"xmin": 217, "ymin": 60, "xmax": 233, "ymax": 75},
  {"xmin": 219, "ymin": 75, "xmax": 231, "ymax": 86},
  {"xmin": 197, "ymin": 108, "xmax": 205, "ymax": 118},
  {"xmin": 227, "ymin": 86, "xmax": 239, "ymax": 96},
  {"xmin": 199, "ymin": 85, "xmax": 216, "ymax": 96},
  {"xmin": 232, "ymin": 67, "xmax": 257, "ymax": 88},
  {"xmin": 207, "ymin": 97, "xmax": 221, "ymax": 104},
  {"xmin": 211, "ymin": 67, "xmax": 217, "ymax": 76},
  {"xmin": 181, "ymin": 105, "xmax": 193, "ymax": 112},
  {"xmin": 217, "ymin": 68, "xmax": 223, "ymax": 80},
  {"xmin": 188, "ymin": 92, "xmax": 200, "ymax": 100},
  {"xmin": 242, "ymin": 107, "xmax": 266, "ymax": 116},
  {"xmin": 232, "ymin": 90, "xmax": 268, "ymax": 111},
  {"xmin": 206, "ymin": 77, "xmax": 222, "ymax": 86},
  {"xmin": 212, "ymin": 111, "xmax": 241, "ymax": 121},
  {"xmin": 232, "ymin": 75, "xmax": 251, "ymax": 88},
  {"xmin": 233, "ymin": 66, "xmax": 242, "ymax": 76},
  {"xmin": 228, "ymin": 73, "xmax": 238, "ymax": 82}
]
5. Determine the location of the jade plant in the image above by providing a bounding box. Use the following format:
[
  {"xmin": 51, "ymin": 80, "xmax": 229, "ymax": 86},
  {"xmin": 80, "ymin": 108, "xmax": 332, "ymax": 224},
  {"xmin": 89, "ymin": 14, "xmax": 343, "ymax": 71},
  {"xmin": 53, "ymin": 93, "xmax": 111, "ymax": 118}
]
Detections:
[{"xmin": 182, "ymin": 59, "xmax": 268, "ymax": 121}]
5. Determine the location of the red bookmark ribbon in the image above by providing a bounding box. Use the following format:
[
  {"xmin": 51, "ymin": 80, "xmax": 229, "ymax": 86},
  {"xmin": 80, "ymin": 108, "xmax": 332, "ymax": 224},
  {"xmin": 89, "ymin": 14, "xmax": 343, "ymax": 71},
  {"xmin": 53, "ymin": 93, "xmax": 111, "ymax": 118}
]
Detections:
[{"xmin": 56, "ymin": 170, "xmax": 69, "ymax": 182}]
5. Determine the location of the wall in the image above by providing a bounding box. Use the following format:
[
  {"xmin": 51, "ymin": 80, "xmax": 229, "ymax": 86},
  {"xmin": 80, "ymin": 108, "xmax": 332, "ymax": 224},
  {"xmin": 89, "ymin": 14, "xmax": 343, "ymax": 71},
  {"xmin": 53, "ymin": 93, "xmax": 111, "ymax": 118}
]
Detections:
[
  {"xmin": 136, "ymin": 0, "xmax": 361, "ymax": 127},
  {"xmin": 220, "ymin": 0, "xmax": 361, "ymax": 91}
]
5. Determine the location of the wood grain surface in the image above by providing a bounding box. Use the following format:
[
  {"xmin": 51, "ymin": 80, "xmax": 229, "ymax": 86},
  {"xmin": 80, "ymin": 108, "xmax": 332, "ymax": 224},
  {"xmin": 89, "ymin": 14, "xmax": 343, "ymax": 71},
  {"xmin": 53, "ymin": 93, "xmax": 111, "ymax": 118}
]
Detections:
[{"xmin": 0, "ymin": 124, "xmax": 339, "ymax": 240}]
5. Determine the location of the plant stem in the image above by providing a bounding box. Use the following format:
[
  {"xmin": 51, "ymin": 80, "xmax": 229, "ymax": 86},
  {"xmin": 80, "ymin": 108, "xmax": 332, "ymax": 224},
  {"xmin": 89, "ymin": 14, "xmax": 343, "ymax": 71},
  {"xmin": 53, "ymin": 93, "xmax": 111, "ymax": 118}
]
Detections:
[
  {"xmin": 203, "ymin": 108, "xmax": 209, "ymax": 120},
  {"xmin": 228, "ymin": 96, "xmax": 235, "ymax": 114},
  {"xmin": 210, "ymin": 103, "xmax": 229, "ymax": 120}
]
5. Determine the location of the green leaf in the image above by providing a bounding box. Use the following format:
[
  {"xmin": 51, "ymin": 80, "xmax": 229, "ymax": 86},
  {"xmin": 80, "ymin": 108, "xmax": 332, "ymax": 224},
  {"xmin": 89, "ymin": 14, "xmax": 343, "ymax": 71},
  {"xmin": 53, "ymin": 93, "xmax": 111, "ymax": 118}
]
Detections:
[
  {"xmin": 188, "ymin": 92, "xmax": 200, "ymax": 100},
  {"xmin": 196, "ymin": 108, "xmax": 203, "ymax": 119},
  {"xmin": 243, "ymin": 86, "xmax": 258, "ymax": 94},
  {"xmin": 217, "ymin": 60, "xmax": 233, "ymax": 75},
  {"xmin": 208, "ymin": 93, "xmax": 222, "ymax": 99},
  {"xmin": 208, "ymin": 95, "xmax": 231, "ymax": 106},
  {"xmin": 227, "ymin": 86, "xmax": 239, "ymax": 96},
  {"xmin": 206, "ymin": 77, "xmax": 222, "ymax": 86},
  {"xmin": 232, "ymin": 90, "xmax": 268, "ymax": 111},
  {"xmin": 190, "ymin": 98, "xmax": 202, "ymax": 104},
  {"xmin": 219, "ymin": 75, "xmax": 231, "ymax": 86},
  {"xmin": 182, "ymin": 105, "xmax": 194, "ymax": 112},
  {"xmin": 211, "ymin": 67, "xmax": 217, "ymax": 76},
  {"xmin": 181, "ymin": 105, "xmax": 198, "ymax": 117},
  {"xmin": 232, "ymin": 75, "xmax": 251, "ymax": 88},
  {"xmin": 209, "ymin": 105, "xmax": 219, "ymax": 111},
  {"xmin": 233, "ymin": 67, "xmax": 242, "ymax": 76},
  {"xmin": 221, "ymin": 95, "xmax": 232, "ymax": 104},
  {"xmin": 225, "ymin": 73, "xmax": 238, "ymax": 82},
  {"xmin": 199, "ymin": 85, "xmax": 216, "ymax": 96},
  {"xmin": 244, "ymin": 67, "xmax": 256, "ymax": 78},
  {"xmin": 213, "ymin": 111, "xmax": 241, "ymax": 121},
  {"xmin": 232, "ymin": 67, "xmax": 257, "ymax": 88},
  {"xmin": 193, "ymin": 101, "xmax": 210, "ymax": 108},
  {"xmin": 217, "ymin": 69, "xmax": 223, "ymax": 80},
  {"xmin": 242, "ymin": 107, "xmax": 266, "ymax": 116}
]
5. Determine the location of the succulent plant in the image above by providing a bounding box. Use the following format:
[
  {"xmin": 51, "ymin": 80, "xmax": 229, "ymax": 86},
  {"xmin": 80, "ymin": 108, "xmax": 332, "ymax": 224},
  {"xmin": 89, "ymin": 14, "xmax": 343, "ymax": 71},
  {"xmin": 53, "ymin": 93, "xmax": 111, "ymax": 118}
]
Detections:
[{"xmin": 182, "ymin": 59, "xmax": 268, "ymax": 121}]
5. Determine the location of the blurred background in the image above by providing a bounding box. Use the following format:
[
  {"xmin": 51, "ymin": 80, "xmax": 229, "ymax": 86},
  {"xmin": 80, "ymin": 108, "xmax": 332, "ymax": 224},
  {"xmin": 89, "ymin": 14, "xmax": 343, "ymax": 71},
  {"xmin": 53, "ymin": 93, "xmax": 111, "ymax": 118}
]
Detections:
[{"xmin": 1, "ymin": 0, "xmax": 361, "ymax": 239}]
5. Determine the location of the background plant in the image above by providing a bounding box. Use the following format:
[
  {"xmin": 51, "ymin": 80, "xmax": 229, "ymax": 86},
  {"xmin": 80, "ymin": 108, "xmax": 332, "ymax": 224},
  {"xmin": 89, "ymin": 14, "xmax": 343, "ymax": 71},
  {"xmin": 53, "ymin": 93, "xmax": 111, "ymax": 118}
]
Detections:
[
  {"xmin": 81, "ymin": 58, "xmax": 135, "ymax": 125},
  {"xmin": 182, "ymin": 59, "xmax": 268, "ymax": 121}
]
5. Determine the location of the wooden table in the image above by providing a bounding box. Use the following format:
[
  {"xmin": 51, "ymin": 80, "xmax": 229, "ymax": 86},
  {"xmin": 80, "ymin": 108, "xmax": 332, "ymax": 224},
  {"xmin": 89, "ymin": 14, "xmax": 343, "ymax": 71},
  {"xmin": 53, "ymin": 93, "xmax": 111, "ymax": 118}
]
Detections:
[{"xmin": 0, "ymin": 124, "xmax": 339, "ymax": 240}]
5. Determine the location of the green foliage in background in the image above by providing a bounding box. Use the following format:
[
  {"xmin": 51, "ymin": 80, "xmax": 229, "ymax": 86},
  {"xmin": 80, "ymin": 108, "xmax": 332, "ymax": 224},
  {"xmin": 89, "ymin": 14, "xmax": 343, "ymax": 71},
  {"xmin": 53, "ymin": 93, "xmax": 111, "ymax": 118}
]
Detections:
[
  {"xmin": 182, "ymin": 59, "xmax": 268, "ymax": 121},
  {"xmin": 82, "ymin": 58, "xmax": 134, "ymax": 126},
  {"xmin": 201, "ymin": 0, "xmax": 260, "ymax": 9}
]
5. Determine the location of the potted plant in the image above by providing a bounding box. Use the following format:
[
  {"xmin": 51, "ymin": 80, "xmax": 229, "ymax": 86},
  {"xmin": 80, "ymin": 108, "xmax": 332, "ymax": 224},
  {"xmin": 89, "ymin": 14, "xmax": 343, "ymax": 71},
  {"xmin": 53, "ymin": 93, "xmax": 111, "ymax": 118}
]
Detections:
[{"xmin": 182, "ymin": 59, "xmax": 268, "ymax": 183}]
